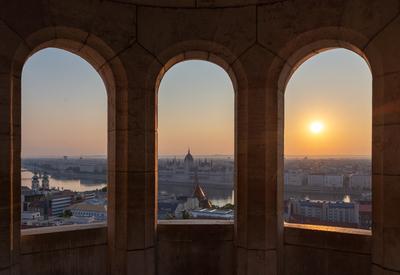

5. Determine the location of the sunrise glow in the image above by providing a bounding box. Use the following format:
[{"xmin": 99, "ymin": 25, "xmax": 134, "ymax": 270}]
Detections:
[{"xmin": 309, "ymin": 121, "xmax": 324, "ymax": 134}]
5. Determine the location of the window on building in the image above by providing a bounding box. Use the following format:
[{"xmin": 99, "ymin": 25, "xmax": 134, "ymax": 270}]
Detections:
[
  {"xmin": 284, "ymin": 48, "xmax": 372, "ymax": 230},
  {"xmin": 157, "ymin": 60, "xmax": 234, "ymax": 221},
  {"xmin": 21, "ymin": 48, "xmax": 107, "ymax": 230}
]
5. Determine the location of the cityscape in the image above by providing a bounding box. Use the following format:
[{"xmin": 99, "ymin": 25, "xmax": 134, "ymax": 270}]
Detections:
[
  {"xmin": 20, "ymin": 151, "xmax": 371, "ymax": 230},
  {"xmin": 284, "ymin": 157, "xmax": 371, "ymax": 229},
  {"xmin": 21, "ymin": 157, "xmax": 107, "ymax": 228}
]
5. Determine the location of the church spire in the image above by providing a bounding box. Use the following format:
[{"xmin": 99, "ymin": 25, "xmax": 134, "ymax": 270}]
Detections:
[{"xmin": 193, "ymin": 168, "xmax": 206, "ymax": 201}]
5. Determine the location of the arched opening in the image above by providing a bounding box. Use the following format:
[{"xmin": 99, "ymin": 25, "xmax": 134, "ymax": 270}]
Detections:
[
  {"xmin": 284, "ymin": 48, "xmax": 372, "ymax": 230},
  {"xmin": 157, "ymin": 60, "xmax": 235, "ymax": 221},
  {"xmin": 21, "ymin": 48, "xmax": 108, "ymax": 230}
]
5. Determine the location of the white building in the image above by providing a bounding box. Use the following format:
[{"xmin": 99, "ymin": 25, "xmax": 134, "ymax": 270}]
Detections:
[
  {"xmin": 284, "ymin": 171, "xmax": 304, "ymax": 186},
  {"xmin": 174, "ymin": 197, "xmax": 199, "ymax": 218},
  {"xmin": 307, "ymin": 174, "xmax": 343, "ymax": 188},
  {"xmin": 290, "ymin": 199, "xmax": 359, "ymax": 226},
  {"xmin": 324, "ymin": 175, "xmax": 343, "ymax": 188},
  {"xmin": 191, "ymin": 209, "xmax": 234, "ymax": 220},
  {"xmin": 67, "ymin": 203, "xmax": 107, "ymax": 221},
  {"xmin": 325, "ymin": 201, "xmax": 359, "ymax": 224},
  {"xmin": 308, "ymin": 175, "xmax": 324, "ymax": 187},
  {"xmin": 21, "ymin": 211, "xmax": 41, "ymax": 220},
  {"xmin": 50, "ymin": 195, "xmax": 73, "ymax": 216},
  {"xmin": 350, "ymin": 175, "xmax": 371, "ymax": 189}
]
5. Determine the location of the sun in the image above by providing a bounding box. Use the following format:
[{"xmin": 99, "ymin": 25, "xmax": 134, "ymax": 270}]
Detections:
[{"xmin": 309, "ymin": 121, "xmax": 324, "ymax": 134}]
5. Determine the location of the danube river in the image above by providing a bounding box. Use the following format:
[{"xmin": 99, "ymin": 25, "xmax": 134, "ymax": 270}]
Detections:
[
  {"xmin": 21, "ymin": 171, "xmax": 106, "ymax": 192},
  {"xmin": 159, "ymin": 183, "xmax": 234, "ymax": 207},
  {"xmin": 21, "ymin": 170, "xmax": 234, "ymax": 206}
]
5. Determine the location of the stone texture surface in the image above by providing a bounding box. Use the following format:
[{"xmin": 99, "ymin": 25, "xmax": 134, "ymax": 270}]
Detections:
[
  {"xmin": 157, "ymin": 223, "xmax": 234, "ymax": 275},
  {"xmin": 0, "ymin": 1, "xmax": 398, "ymax": 275},
  {"xmin": 20, "ymin": 226, "xmax": 107, "ymax": 275},
  {"xmin": 284, "ymin": 226, "xmax": 372, "ymax": 275}
]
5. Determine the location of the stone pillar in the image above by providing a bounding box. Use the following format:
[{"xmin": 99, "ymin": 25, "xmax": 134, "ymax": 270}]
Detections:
[
  {"xmin": 372, "ymin": 72, "xmax": 400, "ymax": 274},
  {"xmin": 235, "ymin": 45, "xmax": 281, "ymax": 275},
  {"xmin": 0, "ymin": 72, "xmax": 12, "ymax": 275},
  {"xmin": 0, "ymin": 20, "xmax": 25, "ymax": 275},
  {"xmin": 0, "ymin": 74, "xmax": 21, "ymax": 275},
  {"xmin": 107, "ymin": 44, "xmax": 158, "ymax": 275},
  {"xmin": 368, "ymin": 15, "xmax": 400, "ymax": 275}
]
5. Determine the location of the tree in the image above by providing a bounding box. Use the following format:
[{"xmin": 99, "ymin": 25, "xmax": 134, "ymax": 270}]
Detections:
[
  {"xmin": 182, "ymin": 210, "xmax": 191, "ymax": 219},
  {"xmin": 63, "ymin": 209, "xmax": 73, "ymax": 218},
  {"xmin": 221, "ymin": 203, "xmax": 234, "ymax": 210}
]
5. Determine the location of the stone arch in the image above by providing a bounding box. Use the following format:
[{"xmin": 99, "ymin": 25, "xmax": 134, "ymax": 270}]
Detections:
[
  {"xmin": 7, "ymin": 26, "xmax": 129, "ymax": 271},
  {"xmin": 269, "ymin": 26, "xmax": 380, "ymax": 231},
  {"xmin": 267, "ymin": 27, "xmax": 380, "ymax": 274},
  {"xmin": 153, "ymin": 42, "xmax": 246, "ymax": 224},
  {"xmin": 268, "ymin": 27, "xmax": 382, "ymax": 92},
  {"xmin": 152, "ymin": 40, "xmax": 249, "ymax": 94},
  {"xmin": 12, "ymin": 26, "xmax": 128, "ymax": 94}
]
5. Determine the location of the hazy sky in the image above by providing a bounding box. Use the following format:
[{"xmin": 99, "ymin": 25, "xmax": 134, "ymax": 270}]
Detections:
[
  {"xmin": 285, "ymin": 48, "xmax": 372, "ymax": 157},
  {"xmin": 21, "ymin": 48, "xmax": 371, "ymax": 157},
  {"xmin": 22, "ymin": 48, "xmax": 107, "ymax": 157},
  {"xmin": 158, "ymin": 61, "xmax": 234, "ymax": 156}
]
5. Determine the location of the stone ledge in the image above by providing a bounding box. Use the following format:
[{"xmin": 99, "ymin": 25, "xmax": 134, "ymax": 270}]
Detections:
[
  {"xmin": 158, "ymin": 219, "xmax": 233, "ymax": 225},
  {"xmin": 21, "ymin": 223, "xmax": 107, "ymax": 255},
  {"xmin": 117, "ymin": 0, "xmax": 287, "ymax": 8},
  {"xmin": 284, "ymin": 222, "xmax": 372, "ymax": 236},
  {"xmin": 372, "ymin": 263, "xmax": 400, "ymax": 274},
  {"xmin": 284, "ymin": 223, "xmax": 371, "ymax": 255},
  {"xmin": 21, "ymin": 222, "xmax": 107, "ymax": 236}
]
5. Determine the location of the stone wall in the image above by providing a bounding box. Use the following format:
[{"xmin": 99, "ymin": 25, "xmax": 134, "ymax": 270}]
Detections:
[
  {"xmin": 157, "ymin": 221, "xmax": 234, "ymax": 275},
  {"xmin": 284, "ymin": 224, "xmax": 372, "ymax": 275},
  {"xmin": 0, "ymin": 1, "xmax": 399, "ymax": 274},
  {"xmin": 20, "ymin": 225, "xmax": 107, "ymax": 275}
]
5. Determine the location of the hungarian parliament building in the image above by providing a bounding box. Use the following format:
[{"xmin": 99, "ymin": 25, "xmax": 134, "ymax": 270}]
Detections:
[{"xmin": 158, "ymin": 149, "xmax": 234, "ymax": 188}]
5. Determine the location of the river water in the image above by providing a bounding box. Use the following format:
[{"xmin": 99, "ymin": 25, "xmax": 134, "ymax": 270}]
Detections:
[
  {"xmin": 21, "ymin": 171, "xmax": 106, "ymax": 192},
  {"xmin": 159, "ymin": 183, "xmax": 234, "ymax": 207},
  {"xmin": 21, "ymin": 171, "xmax": 234, "ymax": 206}
]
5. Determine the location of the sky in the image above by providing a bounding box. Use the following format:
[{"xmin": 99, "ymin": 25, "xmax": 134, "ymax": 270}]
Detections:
[
  {"xmin": 285, "ymin": 48, "xmax": 372, "ymax": 157},
  {"xmin": 21, "ymin": 48, "xmax": 371, "ymax": 158},
  {"xmin": 158, "ymin": 61, "xmax": 234, "ymax": 156},
  {"xmin": 22, "ymin": 48, "xmax": 107, "ymax": 157}
]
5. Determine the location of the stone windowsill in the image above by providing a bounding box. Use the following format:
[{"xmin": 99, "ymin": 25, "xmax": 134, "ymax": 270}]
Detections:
[
  {"xmin": 284, "ymin": 222, "xmax": 372, "ymax": 255},
  {"xmin": 284, "ymin": 222, "xmax": 372, "ymax": 236},
  {"xmin": 20, "ymin": 221, "xmax": 371, "ymax": 236},
  {"xmin": 20, "ymin": 223, "xmax": 108, "ymax": 255},
  {"xmin": 157, "ymin": 219, "xmax": 234, "ymax": 225},
  {"xmin": 21, "ymin": 222, "xmax": 107, "ymax": 236},
  {"xmin": 158, "ymin": 220, "xmax": 371, "ymax": 237},
  {"xmin": 19, "ymin": 221, "xmax": 371, "ymax": 255}
]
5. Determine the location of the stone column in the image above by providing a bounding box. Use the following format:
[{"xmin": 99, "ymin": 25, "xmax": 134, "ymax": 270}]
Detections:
[
  {"xmin": 235, "ymin": 44, "xmax": 282, "ymax": 275},
  {"xmin": 107, "ymin": 44, "xmax": 159, "ymax": 275},
  {"xmin": 0, "ymin": 72, "xmax": 12, "ymax": 275},
  {"xmin": 372, "ymin": 70, "xmax": 400, "ymax": 274},
  {"xmin": 0, "ymin": 20, "xmax": 25, "ymax": 275},
  {"xmin": 367, "ymin": 15, "xmax": 400, "ymax": 275}
]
